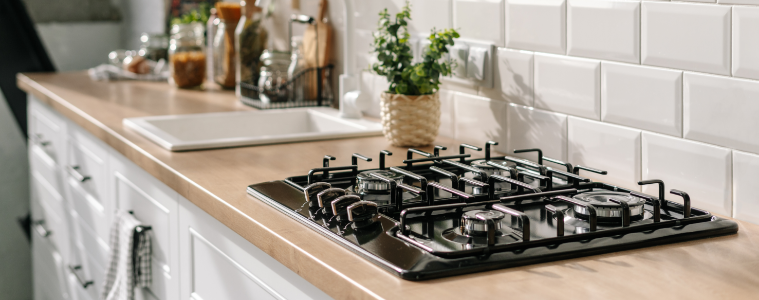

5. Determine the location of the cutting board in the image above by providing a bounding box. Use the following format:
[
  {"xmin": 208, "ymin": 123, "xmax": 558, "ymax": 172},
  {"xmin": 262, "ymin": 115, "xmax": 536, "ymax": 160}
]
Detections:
[{"xmin": 303, "ymin": 0, "xmax": 332, "ymax": 68}]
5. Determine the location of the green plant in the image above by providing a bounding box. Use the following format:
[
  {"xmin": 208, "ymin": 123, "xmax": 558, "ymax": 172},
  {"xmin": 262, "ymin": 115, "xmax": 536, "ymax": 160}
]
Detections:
[
  {"xmin": 371, "ymin": 2, "xmax": 459, "ymax": 95},
  {"xmin": 171, "ymin": 2, "xmax": 212, "ymax": 25}
]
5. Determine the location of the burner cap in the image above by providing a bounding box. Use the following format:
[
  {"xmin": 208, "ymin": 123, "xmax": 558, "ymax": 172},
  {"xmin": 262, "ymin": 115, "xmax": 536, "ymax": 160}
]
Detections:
[
  {"xmin": 461, "ymin": 210, "xmax": 505, "ymax": 236},
  {"xmin": 356, "ymin": 170, "xmax": 404, "ymax": 193},
  {"xmin": 572, "ymin": 191, "xmax": 645, "ymax": 218}
]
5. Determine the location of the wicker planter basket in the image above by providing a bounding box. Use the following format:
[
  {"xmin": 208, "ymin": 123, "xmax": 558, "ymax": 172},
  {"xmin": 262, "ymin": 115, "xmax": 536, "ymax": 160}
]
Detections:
[{"xmin": 380, "ymin": 92, "xmax": 440, "ymax": 147}]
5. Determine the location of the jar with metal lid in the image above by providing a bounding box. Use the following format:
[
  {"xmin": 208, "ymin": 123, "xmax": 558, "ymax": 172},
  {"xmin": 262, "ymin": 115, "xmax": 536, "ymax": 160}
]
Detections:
[
  {"xmin": 169, "ymin": 23, "xmax": 206, "ymax": 88},
  {"xmin": 258, "ymin": 50, "xmax": 291, "ymax": 103},
  {"xmin": 139, "ymin": 33, "xmax": 169, "ymax": 62}
]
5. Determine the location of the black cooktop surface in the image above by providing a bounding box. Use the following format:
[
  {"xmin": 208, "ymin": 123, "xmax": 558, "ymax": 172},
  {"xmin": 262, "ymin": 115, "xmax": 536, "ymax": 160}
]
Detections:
[{"xmin": 247, "ymin": 143, "xmax": 738, "ymax": 280}]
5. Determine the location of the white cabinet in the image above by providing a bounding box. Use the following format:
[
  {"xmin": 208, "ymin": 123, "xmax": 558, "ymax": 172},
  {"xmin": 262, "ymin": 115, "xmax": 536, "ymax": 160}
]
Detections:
[
  {"xmin": 28, "ymin": 95, "xmax": 332, "ymax": 300},
  {"xmin": 178, "ymin": 196, "xmax": 332, "ymax": 300},
  {"xmin": 111, "ymin": 152, "xmax": 180, "ymax": 300}
]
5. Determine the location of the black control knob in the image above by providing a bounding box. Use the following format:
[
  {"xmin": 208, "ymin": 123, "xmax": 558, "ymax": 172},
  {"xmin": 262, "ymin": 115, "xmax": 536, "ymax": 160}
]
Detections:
[
  {"xmin": 347, "ymin": 201, "xmax": 379, "ymax": 229},
  {"xmin": 303, "ymin": 182, "xmax": 331, "ymax": 207},
  {"xmin": 330, "ymin": 195, "xmax": 361, "ymax": 221},
  {"xmin": 316, "ymin": 188, "xmax": 346, "ymax": 211}
]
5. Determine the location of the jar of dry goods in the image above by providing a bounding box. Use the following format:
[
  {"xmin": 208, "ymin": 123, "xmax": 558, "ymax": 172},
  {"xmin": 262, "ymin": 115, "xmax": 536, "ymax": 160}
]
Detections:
[{"xmin": 169, "ymin": 23, "xmax": 206, "ymax": 88}]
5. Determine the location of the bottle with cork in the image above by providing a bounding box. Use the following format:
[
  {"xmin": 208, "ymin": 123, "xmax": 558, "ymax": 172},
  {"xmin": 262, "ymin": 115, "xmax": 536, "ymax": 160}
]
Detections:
[
  {"xmin": 213, "ymin": 2, "xmax": 242, "ymax": 89},
  {"xmin": 235, "ymin": 0, "xmax": 268, "ymax": 99}
]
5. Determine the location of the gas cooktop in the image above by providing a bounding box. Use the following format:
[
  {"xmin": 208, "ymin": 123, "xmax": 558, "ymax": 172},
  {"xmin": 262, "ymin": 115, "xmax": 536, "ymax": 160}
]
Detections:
[{"xmin": 247, "ymin": 141, "xmax": 738, "ymax": 280}]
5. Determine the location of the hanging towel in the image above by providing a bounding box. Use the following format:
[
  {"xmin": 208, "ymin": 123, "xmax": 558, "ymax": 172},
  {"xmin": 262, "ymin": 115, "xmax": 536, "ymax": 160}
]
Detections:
[{"xmin": 102, "ymin": 210, "xmax": 152, "ymax": 300}]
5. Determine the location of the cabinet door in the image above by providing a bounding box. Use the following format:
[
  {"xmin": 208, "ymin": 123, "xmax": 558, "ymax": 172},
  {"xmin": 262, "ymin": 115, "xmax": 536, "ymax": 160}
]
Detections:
[
  {"xmin": 31, "ymin": 214, "xmax": 74, "ymax": 300},
  {"xmin": 178, "ymin": 196, "xmax": 333, "ymax": 300},
  {"xmin": 111, "ymin": 152, "xmax": 180, "ymax": 300}
]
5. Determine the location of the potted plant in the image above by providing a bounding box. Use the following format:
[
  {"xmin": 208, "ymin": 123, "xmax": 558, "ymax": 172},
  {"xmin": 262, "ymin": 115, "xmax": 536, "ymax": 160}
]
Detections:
[{"xmin": 371, "ymin": 3, "xmax": 459, "ymax": 147}]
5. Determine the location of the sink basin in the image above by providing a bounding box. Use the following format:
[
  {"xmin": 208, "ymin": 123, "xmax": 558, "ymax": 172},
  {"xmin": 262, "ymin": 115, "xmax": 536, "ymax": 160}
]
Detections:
[{"xmin": 123, "ymin": 108, "xmax": 383, "ymax": 151}]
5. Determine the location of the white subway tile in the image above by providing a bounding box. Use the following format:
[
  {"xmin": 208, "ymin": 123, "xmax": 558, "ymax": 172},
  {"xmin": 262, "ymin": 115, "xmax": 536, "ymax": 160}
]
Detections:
[
  {"xmin": 355, "ymin": 30, "xmax": 376, "ymax": 75},
  {"xmin": 601, "ymin": 62, "xmax": 683, "ymax": 137},
  {"xmin": 453, "ymin": 0, "xmax": 504, "ymax": 46},
  {"xmin": 733, "ymin": 150, "xmax": 759, "ymax": 225},
  {"xmin": 732, "ymin": 6, "xmax": 759, "ymax": 81},
  {"xmin": 354, "ymin": 0, "xmax": 406, "ymax": 31},
  {"xmin": 408, "ymin": 0, "xmax": 453, "ymax": 35},
  {"xmin": 534, "ymin": 53, "xmax": 601, "ymax": 120},
  {"xmin": 480, "ymin": 48, "xmax": 534, "ymax": 106},
  {"xmin": 505, "ymin": 0, "xmax": 566, "ymax": 54},
  {"xmin": 568, "ymin": 117, "xmax": 641, "ymax": 191},
  {"xmin": 642, "ymin": 132, "xmax": 732, "ymax": 217},
  {"xmin": 678, "ymin": 0, "xmax": 716, "ymax": 3},
  {"xmin": 683, "ymin": 72, "xmax": 759, "ymax": 154},
  {"xmin": 567, "ymin": 0, "xmax": 640, "ymax": 64},
  {"xmin": 507, "ymin": 104, "xmax": 568, "ymax": 162},
  {"xmin": 719, "ymin": 0, "xmax": 759, "ymax": 4},
  {"xmin": 453, "ymin": 93, "xmax": 507, "ymax": 148},
  {"xmin": 439, "ymin": 90, "xmax": 456, "ymax": 138},
  {"xmin": 641, "ymin": 2, "xmax": 731, "ymax": 75}
]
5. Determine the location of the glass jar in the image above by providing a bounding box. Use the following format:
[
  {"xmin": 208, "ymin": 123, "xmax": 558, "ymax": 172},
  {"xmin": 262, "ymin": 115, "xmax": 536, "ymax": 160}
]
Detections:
[
  {"xmin": 258, "ymin": 50, "xmax": 291, "ymax": 103},
  {"xmin": 235, "ymin": 1, "xmax": 268, "ymax": 99},
  {"xmin": 206, "ymin": 8, "xmax": 218, "ymax": 84},
  {"xmin": 213, "ymin": 18, "xmax": 239, "ymax": 88},
  {"xmin": 139, "ymin": 33, "xmax": 169, "ymax": 62},
  {"xmin": 287, "ymin": 36, "xmax": 307, "ymax": 101},
  {"xmin": 169, "ymin": 23, "xmax": 206, "ymax": 88}
]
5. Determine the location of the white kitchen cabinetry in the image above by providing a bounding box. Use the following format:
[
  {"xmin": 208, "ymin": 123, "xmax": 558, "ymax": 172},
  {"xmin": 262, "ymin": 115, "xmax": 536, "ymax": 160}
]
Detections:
[
  {"xmin": 178, "ymin": 196, "xmax": 332, "ymax": 300},
  {"xmin": 28, "ymin": 95, "xmax": 332, "ymax": 299}
]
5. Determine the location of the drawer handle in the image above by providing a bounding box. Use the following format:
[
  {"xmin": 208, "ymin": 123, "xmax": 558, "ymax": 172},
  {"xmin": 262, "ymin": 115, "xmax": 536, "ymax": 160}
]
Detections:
[
  {"xmin": 33, "ymin": 220, "xmax": 51, "ymax": 237},
  {"xmin": 68, "ymin": 265, "xmax": 94, "ymax": 289},
  {"xmin": 66, "ymin": 166, "xmax": 91, "ymax": 183},
  {"xmin": 32, "ymin": 134, "xmax": 51, "ymax": 147}
]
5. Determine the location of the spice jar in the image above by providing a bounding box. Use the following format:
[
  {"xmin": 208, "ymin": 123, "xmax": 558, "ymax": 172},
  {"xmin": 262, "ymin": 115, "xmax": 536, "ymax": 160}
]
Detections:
[
  {"xmin": 235, "ymin": 0, "xmax": 268, "ymax": 99},
  {"xmin": 169, "ymin": 23, "xmax": 206, "ymax": 88},
  {"xmin": 258, "ymin": 50, "xmax": 291, "ymax": 103},
  {"xmin": 213, "ymin": 2, "xmax": 242, "ymax": 89}
]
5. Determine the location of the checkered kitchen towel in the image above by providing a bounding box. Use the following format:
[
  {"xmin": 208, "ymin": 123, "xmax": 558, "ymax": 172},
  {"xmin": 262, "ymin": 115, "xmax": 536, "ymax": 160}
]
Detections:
[{"xmin": 102, "ymin": 210, "xmax": 152, "ymax": 300}]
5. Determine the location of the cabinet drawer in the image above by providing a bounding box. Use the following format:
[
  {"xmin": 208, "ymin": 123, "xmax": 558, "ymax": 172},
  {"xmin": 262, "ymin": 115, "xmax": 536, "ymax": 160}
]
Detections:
[
  {"xmin": 67, "ymin": 176, "xmax": 111, "ymax": 246},
  {"xmin": 31, "ymin": 177, "xmax": 70, "ymax": 261},
  {"xmin": 30, "ymin": 145, "xmax": 64, "ymax": 193},
  {"xmin": 69, "ymin": 206, "xmax": 110, "ymax": 268},
  {"xmin": 32, "ymin": 228, "xmax": 73, "ymax": 300},
  {"xmin": 69, "ymin": 248, "xmax": 105, "ymax": 300},
  {"xmin": 28, "ymin": 97, "xmax": 66, "ymax": 162},
  {"xmin": 67, "ymin": 125, "xmax": 109, "ymax": 203}
]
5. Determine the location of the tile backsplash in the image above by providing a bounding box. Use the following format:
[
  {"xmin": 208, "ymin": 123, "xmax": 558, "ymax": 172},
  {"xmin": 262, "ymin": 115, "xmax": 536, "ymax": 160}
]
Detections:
[{"xmin": 354, "ymin": 0, "xmax": 759, "ymax": 224}]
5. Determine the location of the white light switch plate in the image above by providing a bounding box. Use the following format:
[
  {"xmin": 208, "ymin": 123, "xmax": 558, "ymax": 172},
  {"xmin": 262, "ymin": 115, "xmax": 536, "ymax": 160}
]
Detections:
[
  {"xmin": 441, "ymin": 39, "xmax": 494, "ymax": 89},
  {"xmin": 467, "ymin": 46, "xmax": 487, "ymax": 80}
]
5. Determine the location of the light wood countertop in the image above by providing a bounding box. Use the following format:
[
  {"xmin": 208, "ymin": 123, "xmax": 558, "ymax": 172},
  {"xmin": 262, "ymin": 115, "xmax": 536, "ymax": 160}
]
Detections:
[{"xmin": 18, "ymin": 72, "xmax": 759, "ymax": 300}]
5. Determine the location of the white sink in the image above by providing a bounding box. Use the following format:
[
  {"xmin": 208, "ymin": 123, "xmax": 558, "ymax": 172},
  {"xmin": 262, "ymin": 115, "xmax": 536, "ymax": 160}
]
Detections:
[{"xmin": 123, "ymin": 108, "xmax": 382, "ymax": 151}]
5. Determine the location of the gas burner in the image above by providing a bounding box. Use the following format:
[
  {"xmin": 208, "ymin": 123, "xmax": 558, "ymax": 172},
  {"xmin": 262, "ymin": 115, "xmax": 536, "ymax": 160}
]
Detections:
[
  {"xmin": 467, "ymin": 160, "xmax": 512, "ymax": 193},
  {"xmin": 356, "ymin": 170, "xmax": 403, "ymax": 194},
  {"xmin": 441, "ymin": 209, "xmax": 520, "ymax": 248},
  {"xmin": 572, "ymin": 191, "xmax": 646, "ymax": 222},
  {"xmin": 461, "ymin": 209, "xmax": 505, "ymax": 236}
]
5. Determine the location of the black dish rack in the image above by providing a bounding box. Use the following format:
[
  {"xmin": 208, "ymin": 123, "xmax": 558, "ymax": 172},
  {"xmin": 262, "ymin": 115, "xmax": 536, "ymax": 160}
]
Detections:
[
  {"xmin": 239, "ymin": 64, "xmax": 334, "ymax": 109},
  {"xmin": 240, "ymin": 14, "xmax": 334, "ymax": 110}
]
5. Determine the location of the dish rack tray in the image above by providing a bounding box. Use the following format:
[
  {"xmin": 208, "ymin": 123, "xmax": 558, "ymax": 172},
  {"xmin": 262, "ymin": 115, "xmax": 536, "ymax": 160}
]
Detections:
[{"xmin": 239, "ymin": 64, "xmax": 335, "ymax": 109}]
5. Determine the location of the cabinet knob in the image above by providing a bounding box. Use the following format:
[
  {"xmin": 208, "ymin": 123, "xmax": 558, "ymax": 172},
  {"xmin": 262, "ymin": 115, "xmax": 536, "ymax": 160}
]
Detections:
[{"xmin": 66, "ymin": 166, "xmax": 91, "ymax": 183}]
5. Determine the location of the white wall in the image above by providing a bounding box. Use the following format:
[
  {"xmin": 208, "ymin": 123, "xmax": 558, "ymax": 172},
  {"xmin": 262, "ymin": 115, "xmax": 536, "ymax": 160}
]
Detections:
[
  {"xmin": 0, "ymin": 88, "xmax": 32, "ymax": 299},
  {"xmin": 36, "ymin": 22, "xmax": 123, "ymax": 71},
  {"xmin": 356, "ymin": 0, "xmax": 759, "ymax": 225}
]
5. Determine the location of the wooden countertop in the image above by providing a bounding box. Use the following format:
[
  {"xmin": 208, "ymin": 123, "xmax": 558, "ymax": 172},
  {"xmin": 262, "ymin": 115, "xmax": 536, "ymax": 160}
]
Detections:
[{"xmin": 18, "ymin": 72, "xmax": 759, "ymax": 299}]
